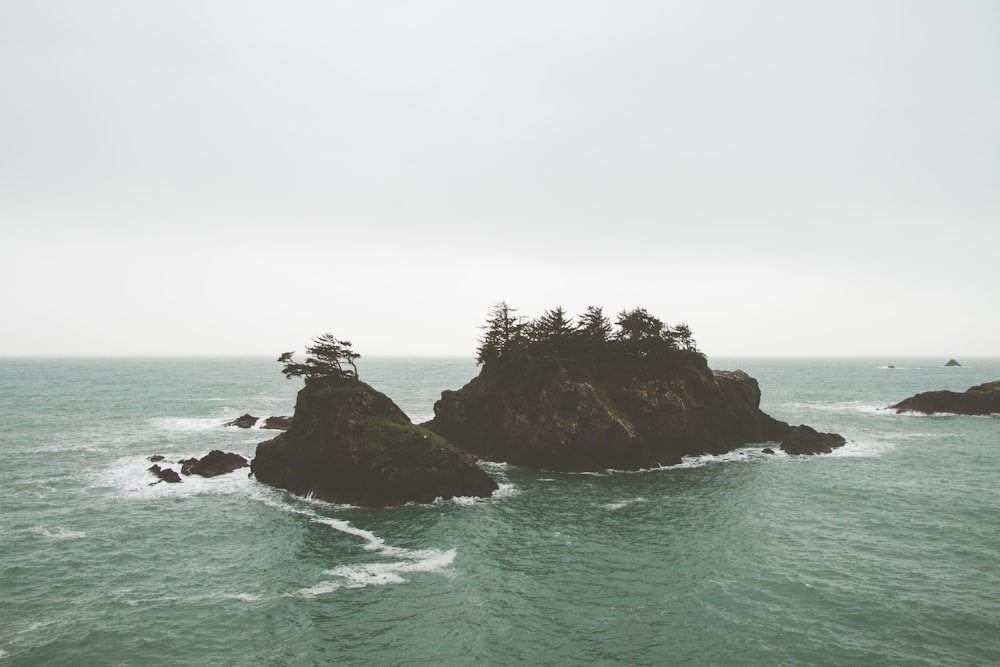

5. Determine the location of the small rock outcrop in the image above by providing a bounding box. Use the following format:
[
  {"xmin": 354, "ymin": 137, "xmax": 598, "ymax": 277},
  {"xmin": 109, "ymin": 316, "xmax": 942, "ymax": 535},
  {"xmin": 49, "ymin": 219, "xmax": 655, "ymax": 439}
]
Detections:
[
  {"xmin": 224, "ymin": 414, "xmax": 292, "ymax": 430},
  {"xmin": 252, "ymin": 376, "xmax": 498, "ymax": 506},
  {"xmin": 945, "ymin": 359, "xmax": 961, "ymax": 367},
  {"xmin": 426, "ymin": 354, "xmax": 843, "ymax": 471},
  {"xmin": 148, "ymin": 464, "xmax": 182, "ymax": 483},
  {"xmin": 182, "ymin": 450, "xmax": 249, "ymax": 477},
  {"xmin": 779, "ymin": 425, "xmax": 847, "ymax": 455},
  {"xmin": 262, "ymin": 416, "xmax": 292, "ymax": 430},
  {"xmin": 890, "ymin": 380, "xmax": 1000, "ymax": 415},
  {"xmin": 224, "ymin": 414, "xmax": 259, "ymax": 428}
]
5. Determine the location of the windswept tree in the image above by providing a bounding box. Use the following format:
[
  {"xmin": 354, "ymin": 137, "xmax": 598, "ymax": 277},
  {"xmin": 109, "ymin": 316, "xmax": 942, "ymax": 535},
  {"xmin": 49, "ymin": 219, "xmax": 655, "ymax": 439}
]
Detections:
[
  {"xmin": 476, "ymin": 301, "xmax": 527, "ymax": 365},
  {"xmin": 280, "ymin": 333, "xmax": 360, "ymax": 381}
]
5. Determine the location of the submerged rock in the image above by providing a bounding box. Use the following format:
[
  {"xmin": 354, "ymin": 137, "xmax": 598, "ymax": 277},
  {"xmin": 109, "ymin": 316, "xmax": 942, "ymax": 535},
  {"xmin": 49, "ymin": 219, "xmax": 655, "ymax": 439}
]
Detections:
[
  {"xmin": 890, "ymin": 380, "xmax": 1000, "ymax": 415},
  {"xmin": 425, "ymin": 354, "xmax": 843, "ymax": 471},
  {"xmin": 252, "ymin": 377, "xmax": 498, "ymax": 507}
]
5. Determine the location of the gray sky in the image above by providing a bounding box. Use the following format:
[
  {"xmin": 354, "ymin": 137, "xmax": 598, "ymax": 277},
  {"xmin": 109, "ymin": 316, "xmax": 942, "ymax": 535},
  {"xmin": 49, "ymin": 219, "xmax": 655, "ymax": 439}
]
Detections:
[{"xmin": 2, "ymin": 1, "xmax": 998, "ymax": 358}]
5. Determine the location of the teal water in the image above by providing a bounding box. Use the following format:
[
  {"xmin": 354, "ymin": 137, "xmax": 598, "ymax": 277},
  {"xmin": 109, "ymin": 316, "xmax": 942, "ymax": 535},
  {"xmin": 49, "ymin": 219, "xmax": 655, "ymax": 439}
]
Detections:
[{"xmin": 1, "ymin": 357, "xmax": 998, "ymax": 665}]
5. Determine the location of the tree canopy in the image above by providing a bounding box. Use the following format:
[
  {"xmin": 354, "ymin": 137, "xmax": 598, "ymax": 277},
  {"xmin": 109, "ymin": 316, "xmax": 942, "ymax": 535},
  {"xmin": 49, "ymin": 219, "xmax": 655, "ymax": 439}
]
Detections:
[
  {"xmin": 475, "ymin": 302, "xmax": 702, "ymax": 372},
  {"xmin": 279, "ymin": 333, "xmax": 360, "ymax": 381}
]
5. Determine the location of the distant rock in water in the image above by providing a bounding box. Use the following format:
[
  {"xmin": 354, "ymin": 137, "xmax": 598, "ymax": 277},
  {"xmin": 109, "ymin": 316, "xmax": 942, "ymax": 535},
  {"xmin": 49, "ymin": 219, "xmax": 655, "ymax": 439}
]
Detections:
[
  {"xmin": 225, "ymin": 413, "xmax": 259, "ymax": 428},
  {"xmin": 425, "ymin": 353, "xmax": 844, "ymax": 471},
  {"xmin": 945, "ymin": 359, "xmax": 961, "ymax": 367},
  {"xmin": 252, "ymin": 376, "xmax": 498, "ymax": 507},
  {"xmin": 890, "ymin": 381, "xmax": 1000, "ymax": 415}
]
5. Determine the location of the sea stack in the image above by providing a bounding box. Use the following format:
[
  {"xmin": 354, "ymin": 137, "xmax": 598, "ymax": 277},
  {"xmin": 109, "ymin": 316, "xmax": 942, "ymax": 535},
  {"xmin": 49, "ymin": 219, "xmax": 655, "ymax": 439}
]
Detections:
[
  {"xmin": 252, "ymin": 346, "xmax": 498, "ymax": 506},
  {"xmin": 945, "ymin": 359, "xmax": 961, "ymax": 367},
  {"xmin": 425, "ymin": 303, "xmax": 845, "ymax": 470}
]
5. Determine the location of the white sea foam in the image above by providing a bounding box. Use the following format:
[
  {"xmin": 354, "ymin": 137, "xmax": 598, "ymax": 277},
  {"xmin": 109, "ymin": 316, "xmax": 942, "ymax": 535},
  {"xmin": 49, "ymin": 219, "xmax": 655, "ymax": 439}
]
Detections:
[
  {"xmin": 291, "ymin": 581, "xmax": 342, "ymax": 598},
  {"xmin": 27, "ymin": 526, "xmax": 87, "ymax": 540},
  {"xmin": 603, "ymin": 497, "xmax": 649, "ymax": 511},
  {"xmin": 90, "ymin": 455, "xmax": 253, "ymax": 500},
  {"xmin": 824, "ymin": 438, "xmax": 895, "ymax": 458},
  {"xmin": 258, "ymin": 494, "xmax": 460, "ymax": 593},
  {"xmin": 149, "ymin": 416, "xmax": 228, "ymax": 432}
]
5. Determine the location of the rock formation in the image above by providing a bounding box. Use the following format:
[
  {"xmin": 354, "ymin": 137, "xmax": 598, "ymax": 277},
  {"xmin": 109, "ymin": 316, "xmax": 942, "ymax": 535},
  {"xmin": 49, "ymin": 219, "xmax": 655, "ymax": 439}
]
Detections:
[
  {"xmin": 778, "ymin": 425, "xmax": 846, "ymax": 455},
  {"xmin": 252, "ymin": 376, "xmax": 499, "ymax": 506},
  {"xmin": 890, "ymin": 380, "xmax": 1000, "ymax": 415},
  {"xmin": 425, "ymin": 354, "xmax": 844, "ymax": 470},
  {"xmin": 182, "ymin": 450, "xmax": 249, "ymax": 477},
  {"xmin": 945, "ymin": 359, "xmax": 961, "ymax": 367},
  {"xmin": 262, "ymin": 416, "xmax": 292, "ymax": 430},
  {"xmin": 224, "ymin": 413, "xmax": 259, "ymax": 428},
  {"xmin": 148, "ymin": 464, "xmax": 182, "ymax": 483},
  {"xmin": 224, "ymin": 414, "xmax": 291, "ymax": 430}
]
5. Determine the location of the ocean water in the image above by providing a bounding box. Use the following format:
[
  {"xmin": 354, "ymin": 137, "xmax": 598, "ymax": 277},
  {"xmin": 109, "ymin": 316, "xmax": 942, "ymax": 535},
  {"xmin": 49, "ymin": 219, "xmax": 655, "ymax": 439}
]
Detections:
[{"xmin": 1, "ymin": 356, "xmax": 999, "ymax": 666}]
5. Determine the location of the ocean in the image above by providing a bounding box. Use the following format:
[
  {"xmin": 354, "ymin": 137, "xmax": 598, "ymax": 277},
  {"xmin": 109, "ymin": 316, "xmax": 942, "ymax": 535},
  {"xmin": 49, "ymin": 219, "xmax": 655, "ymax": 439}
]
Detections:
[{"xmin": 1, "ymin": 356, "xmax": 998, "ymax": 666}]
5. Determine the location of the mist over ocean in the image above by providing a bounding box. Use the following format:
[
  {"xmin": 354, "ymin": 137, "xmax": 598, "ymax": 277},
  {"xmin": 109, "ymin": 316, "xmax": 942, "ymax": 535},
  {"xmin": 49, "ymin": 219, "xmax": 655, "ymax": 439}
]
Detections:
[{"xmin": 2, "ymin": 356, "xmax": 998, "ymax": 665}]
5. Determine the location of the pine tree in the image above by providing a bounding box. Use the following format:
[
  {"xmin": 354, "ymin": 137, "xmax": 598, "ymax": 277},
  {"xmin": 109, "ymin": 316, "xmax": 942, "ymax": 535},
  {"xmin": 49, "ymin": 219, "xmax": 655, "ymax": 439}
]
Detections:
[
  {"xmin": 280, "ymin": 333, "xmax": 360, "ymax": 381},
  {"xmin": 476, "ymin": 301, "xmax": 526, "ymax": 365}
]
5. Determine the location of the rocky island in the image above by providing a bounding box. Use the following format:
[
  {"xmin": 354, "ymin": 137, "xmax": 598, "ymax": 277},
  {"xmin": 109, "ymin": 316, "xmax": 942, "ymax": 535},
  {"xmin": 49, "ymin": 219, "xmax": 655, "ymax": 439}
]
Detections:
[
  {"xmin": 425, "ymin": 303, "xmax": 845, "ymax": 470},
  {"xmin": 890, "ymin": 380, "xmax": 1000, "ymax": 415},
  {"xmin": 251, "ymin": 335, "xmax": 498, "ymax": 506}
]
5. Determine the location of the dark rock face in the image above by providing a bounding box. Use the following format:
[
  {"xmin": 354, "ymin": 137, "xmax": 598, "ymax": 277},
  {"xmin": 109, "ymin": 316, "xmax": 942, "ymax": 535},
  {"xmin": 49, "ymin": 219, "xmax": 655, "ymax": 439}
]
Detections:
[
  {"xmin": 148, "ymin": 464, "xmax": 182, "ymax": 483},
  {"xmin": 890, "ymin": 380, "xmax": 1000, "ymax": 415},
  {"xmin": 761, "ymin": 447, "xmax": 775, "ymax": 455},
  {"xmin": 225, "ymin": 413, "xmax": 259, "ymax": 429},
  {"xmin": 252, "ymin": 377, "xmax": 498, "ymax": 507},
  {"xmin": 945, "ymin": 359, "xmax": 961, "ymax": 367},
  {"xmin": 779, "ymin": 425, "xmax": 846, "ymax": 455},
  {"xmin": 183, "ymin": 450, "xmax": 249, "ymax": 477},
  {"xmin": 425, "ymin": 356, "xmax": 843, "ymax": 471}
]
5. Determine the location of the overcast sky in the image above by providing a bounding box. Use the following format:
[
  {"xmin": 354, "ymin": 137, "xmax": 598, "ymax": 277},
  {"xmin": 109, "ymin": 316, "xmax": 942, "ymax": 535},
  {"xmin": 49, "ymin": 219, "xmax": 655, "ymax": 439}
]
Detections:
[{"xmin": 2, "ymin": 1, "xmax": 998, "ymax": 359}]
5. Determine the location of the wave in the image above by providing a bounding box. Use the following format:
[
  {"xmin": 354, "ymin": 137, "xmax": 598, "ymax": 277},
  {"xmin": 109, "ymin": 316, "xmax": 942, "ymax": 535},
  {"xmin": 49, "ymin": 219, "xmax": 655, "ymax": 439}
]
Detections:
[
  {"xmin": 603, "ymin": 497, "xmax": 649, "ymax": 511},
  {"xmin": 89, "ymin": 455, "xmax": 253, "ymax": 500},
  {"xmin": 256, "ymin": 493, "xmax": 459, "ymax": 595},
  {"xmin": 886, "ymin": 409, "xmax": 999, "ymax": 419},
  {"xmin": 824, "ymin": 438, "xmax": 895, "ymax": 458},
  {"xmin": 26, "ymin": 526, "xmax": 87, "ymax": 540},
  {"xmin": 148, "ymin": 416, "xmax": 228, "ymax": 432}
]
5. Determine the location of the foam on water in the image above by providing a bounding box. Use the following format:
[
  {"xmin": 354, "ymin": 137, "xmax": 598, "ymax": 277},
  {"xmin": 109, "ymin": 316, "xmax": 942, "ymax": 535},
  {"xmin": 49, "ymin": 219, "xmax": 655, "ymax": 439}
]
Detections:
[
  {"xmin": 257, "ymin": 493, "xmax": 460, "ymax": 593},
  {"xmin": 149, "ymin": 416, "xmax": 228, "ymax": 432},
  {"xmin": 90, "ymin": 455, "xmax": 253, "ymax": 500},
  {"xmin": 26, "ymin": 526, "xmax": 87, "ymax": 540},
  {"xmin": 824, "ymin": 438, "xmax": 896, "ymax": 458},
  {"xmin": 603, "ymin": 497, "xmax": 649, "ymax": 511}
]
